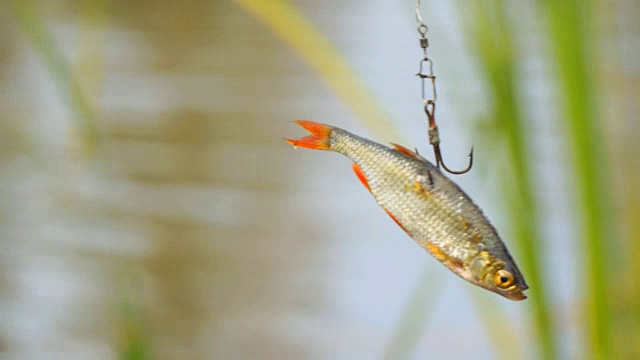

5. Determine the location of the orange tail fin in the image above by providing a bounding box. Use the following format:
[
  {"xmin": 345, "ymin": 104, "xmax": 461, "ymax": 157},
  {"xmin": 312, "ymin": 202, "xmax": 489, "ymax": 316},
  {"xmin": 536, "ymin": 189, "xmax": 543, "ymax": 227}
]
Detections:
[{"xmin": 285, "ymin": 120, "xmax": 333, "ymax": 150}]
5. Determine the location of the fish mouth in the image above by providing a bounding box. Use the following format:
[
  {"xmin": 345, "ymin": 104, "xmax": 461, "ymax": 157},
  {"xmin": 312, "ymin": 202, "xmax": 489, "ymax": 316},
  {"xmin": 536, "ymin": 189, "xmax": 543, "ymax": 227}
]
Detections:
[{"xmin": 505, "ymin": 291, "xmax": 527, "ymax": 301}]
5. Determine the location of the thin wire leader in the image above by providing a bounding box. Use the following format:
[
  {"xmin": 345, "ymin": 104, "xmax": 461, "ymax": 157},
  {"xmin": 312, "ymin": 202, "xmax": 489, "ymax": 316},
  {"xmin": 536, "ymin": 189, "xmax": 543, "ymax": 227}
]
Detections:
[
  {"xmin": 415, "ymin": 0, "xmax": 424, "ymax": 25},
  {"xmin": 415, "ymin": 0, "xmax": 436, "ymax": 104}
]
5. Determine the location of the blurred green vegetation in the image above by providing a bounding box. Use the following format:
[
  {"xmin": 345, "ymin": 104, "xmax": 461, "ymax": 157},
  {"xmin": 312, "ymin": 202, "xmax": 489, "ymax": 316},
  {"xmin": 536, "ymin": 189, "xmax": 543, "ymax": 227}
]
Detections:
[
  {"xmin": 464, "ymin": 1, "xmax": 556, "ymax": 358},
  {"xmin": 2, "ymin": 0, "xmax": 638, "ymax": 359},
  {"xmin": 540, "ymin": 0, "xmax": 613, "ymax": 357},
  {"xmin": 10, "ymin": 0, "xmax": 100, "ymax": 160},
  {"xmin": 234, "ymin": 0, "xmax": 404, "ymax": 142}
]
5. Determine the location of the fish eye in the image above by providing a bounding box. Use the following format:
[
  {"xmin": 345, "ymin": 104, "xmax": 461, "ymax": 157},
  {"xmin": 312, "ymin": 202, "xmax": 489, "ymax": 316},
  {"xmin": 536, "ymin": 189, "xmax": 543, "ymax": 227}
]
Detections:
[{"xmin": 494, "ymin": 269, "xmax": 514, "ymax": 288}]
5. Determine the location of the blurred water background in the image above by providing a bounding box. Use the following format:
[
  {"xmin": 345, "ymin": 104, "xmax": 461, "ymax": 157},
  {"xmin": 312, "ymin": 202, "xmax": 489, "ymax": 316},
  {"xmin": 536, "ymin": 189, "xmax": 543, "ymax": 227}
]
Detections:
[{"xmin": 0, "ymin": 0, "xmax": 638, "ymax": 359}]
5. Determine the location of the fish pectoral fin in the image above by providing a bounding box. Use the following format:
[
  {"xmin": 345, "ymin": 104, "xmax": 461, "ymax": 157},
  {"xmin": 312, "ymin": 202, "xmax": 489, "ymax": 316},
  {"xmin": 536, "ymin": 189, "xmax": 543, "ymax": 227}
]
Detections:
[
  {"xmin": 425, "ymin": 243, "xmax": 465, "ymax": 271},
  {"xmin": 351, "ymin": 163, "xmax": 371, "ymax": 192},
  {"xmin": 390, "ymin": 143, "xmax": 419, "ymax": 158}
]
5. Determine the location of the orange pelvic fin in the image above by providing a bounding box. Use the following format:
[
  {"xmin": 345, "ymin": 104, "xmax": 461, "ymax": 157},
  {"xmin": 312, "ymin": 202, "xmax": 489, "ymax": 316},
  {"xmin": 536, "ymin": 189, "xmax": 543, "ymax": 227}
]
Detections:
[
  {"xmin": 426, "ymin": 243, "xmax": 465, "ymax": 270},
  {"xmin": 351, "ymin": 163, "xmax": 371, "ymax": 192},
  {"xmin": 384, "ymin": 209, "xmax": 410, "ymax": 235},
  {"xmin": 285, "ymin": 120, "xmax": 333, "ymax": 150},
  {"xmin": 390, "ymin": 143, "xmax": 419, "ymax": 158}
]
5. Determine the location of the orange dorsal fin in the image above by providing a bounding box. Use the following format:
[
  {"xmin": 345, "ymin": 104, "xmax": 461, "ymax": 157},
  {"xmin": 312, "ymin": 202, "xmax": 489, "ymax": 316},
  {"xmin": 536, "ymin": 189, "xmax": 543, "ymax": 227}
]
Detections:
[
  {"xmin": 390, "ymin": 143, "xmax": 419, "ymax": 158},
  {"xmin": 285, "ymin": 120, "xmax": 333, "ymax": 150},
  {"xmin": 351, "ymin": 163, "xmax": 371, "ymax": 192},
  {"xmin": 384, "ymin": 209, "xmax": 411, "ymax": 235}
]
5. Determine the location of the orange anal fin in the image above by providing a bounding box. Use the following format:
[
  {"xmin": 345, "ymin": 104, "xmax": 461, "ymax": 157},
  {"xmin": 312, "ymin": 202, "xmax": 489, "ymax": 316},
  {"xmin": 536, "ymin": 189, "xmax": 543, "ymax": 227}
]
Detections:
[
  {"xmin": 285, "ymin": 120, "xmax": 333, "ymax": 150},
  {"xmin": 351, "ymin": 163, "xmax": 371, "ymax": 192},
  {"xmin": 384, "ymin": 209, "xmax": 410, "ymax": 235},
  {"xmin": 390, "ymin": 143, "xmax": 419, "ymax": 158}
]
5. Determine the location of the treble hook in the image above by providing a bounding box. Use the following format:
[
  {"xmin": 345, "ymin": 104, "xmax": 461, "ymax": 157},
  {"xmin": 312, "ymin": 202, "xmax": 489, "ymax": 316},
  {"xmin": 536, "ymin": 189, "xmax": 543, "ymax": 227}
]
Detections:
[{"xmin": 424, "ymin": 102, "xmax": 474, "ymax": 174}]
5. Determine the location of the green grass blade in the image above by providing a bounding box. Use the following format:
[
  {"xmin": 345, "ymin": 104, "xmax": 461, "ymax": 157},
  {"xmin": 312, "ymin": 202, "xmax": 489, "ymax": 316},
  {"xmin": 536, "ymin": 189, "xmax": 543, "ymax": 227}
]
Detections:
[
  {"xmin": 117, "ymin": 276, "xmax": 150, "ymax": 360},
  {"xmin": 382, "ymin": 268, "xmax": 443, "ymax": 360},
  {"xmin": 461, "ymin": 1, "xmax": 557, "ymax": 358},
  {"xmin": 233, "ymin": 0, "xmax": 403, "ymax": 142},
  {"xmin": 538, "ymin": 0, "xmax": 612, "ymax": 358},
  {"xmin": 9, "ymin": 0, "xmax": 100, "ymax": 160}
]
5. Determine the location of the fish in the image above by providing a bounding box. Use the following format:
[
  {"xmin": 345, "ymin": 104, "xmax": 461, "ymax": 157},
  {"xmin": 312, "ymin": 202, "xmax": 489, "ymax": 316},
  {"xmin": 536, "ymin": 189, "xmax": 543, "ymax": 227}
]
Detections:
[{"xmin": 285, "ymin": 120, "xmax": 528, "ymax": 301}]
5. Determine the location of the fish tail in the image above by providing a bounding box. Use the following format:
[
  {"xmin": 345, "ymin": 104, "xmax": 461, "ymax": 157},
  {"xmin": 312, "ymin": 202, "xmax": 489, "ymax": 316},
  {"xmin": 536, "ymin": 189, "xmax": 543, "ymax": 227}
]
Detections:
[{"xmin": 285, "ymin": 120, "xmax": 333, "ymax": 150}]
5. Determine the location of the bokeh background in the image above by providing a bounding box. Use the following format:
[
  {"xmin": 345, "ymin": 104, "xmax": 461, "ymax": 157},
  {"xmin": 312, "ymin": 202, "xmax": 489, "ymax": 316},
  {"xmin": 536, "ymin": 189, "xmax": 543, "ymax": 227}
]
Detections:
[{"xmin": 1, "ymin": 0, "xmax": 638, "ymax": 359}]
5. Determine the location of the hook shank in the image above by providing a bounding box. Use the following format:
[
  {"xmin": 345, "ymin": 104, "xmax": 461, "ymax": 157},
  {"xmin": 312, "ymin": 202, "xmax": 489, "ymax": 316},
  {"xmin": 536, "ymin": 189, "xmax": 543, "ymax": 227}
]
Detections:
[{"xmin": 424, "ymin": 103, "xmax": 473, "ymax": 174}]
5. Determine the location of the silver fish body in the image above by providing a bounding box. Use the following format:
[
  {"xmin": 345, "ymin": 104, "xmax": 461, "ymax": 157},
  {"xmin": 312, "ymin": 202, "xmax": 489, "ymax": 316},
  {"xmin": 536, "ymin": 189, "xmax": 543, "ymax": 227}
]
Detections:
[{"xmin": 287, "ymin": 121, "xmax": 528, "ymax": 300}]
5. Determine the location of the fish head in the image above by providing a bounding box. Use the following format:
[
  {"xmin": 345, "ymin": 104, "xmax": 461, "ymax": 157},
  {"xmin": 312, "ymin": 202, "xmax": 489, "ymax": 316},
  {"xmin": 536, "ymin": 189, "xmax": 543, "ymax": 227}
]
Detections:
[{"xmin": 469, "ymin": 250, "xmax": 529, "ymax": 301}]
